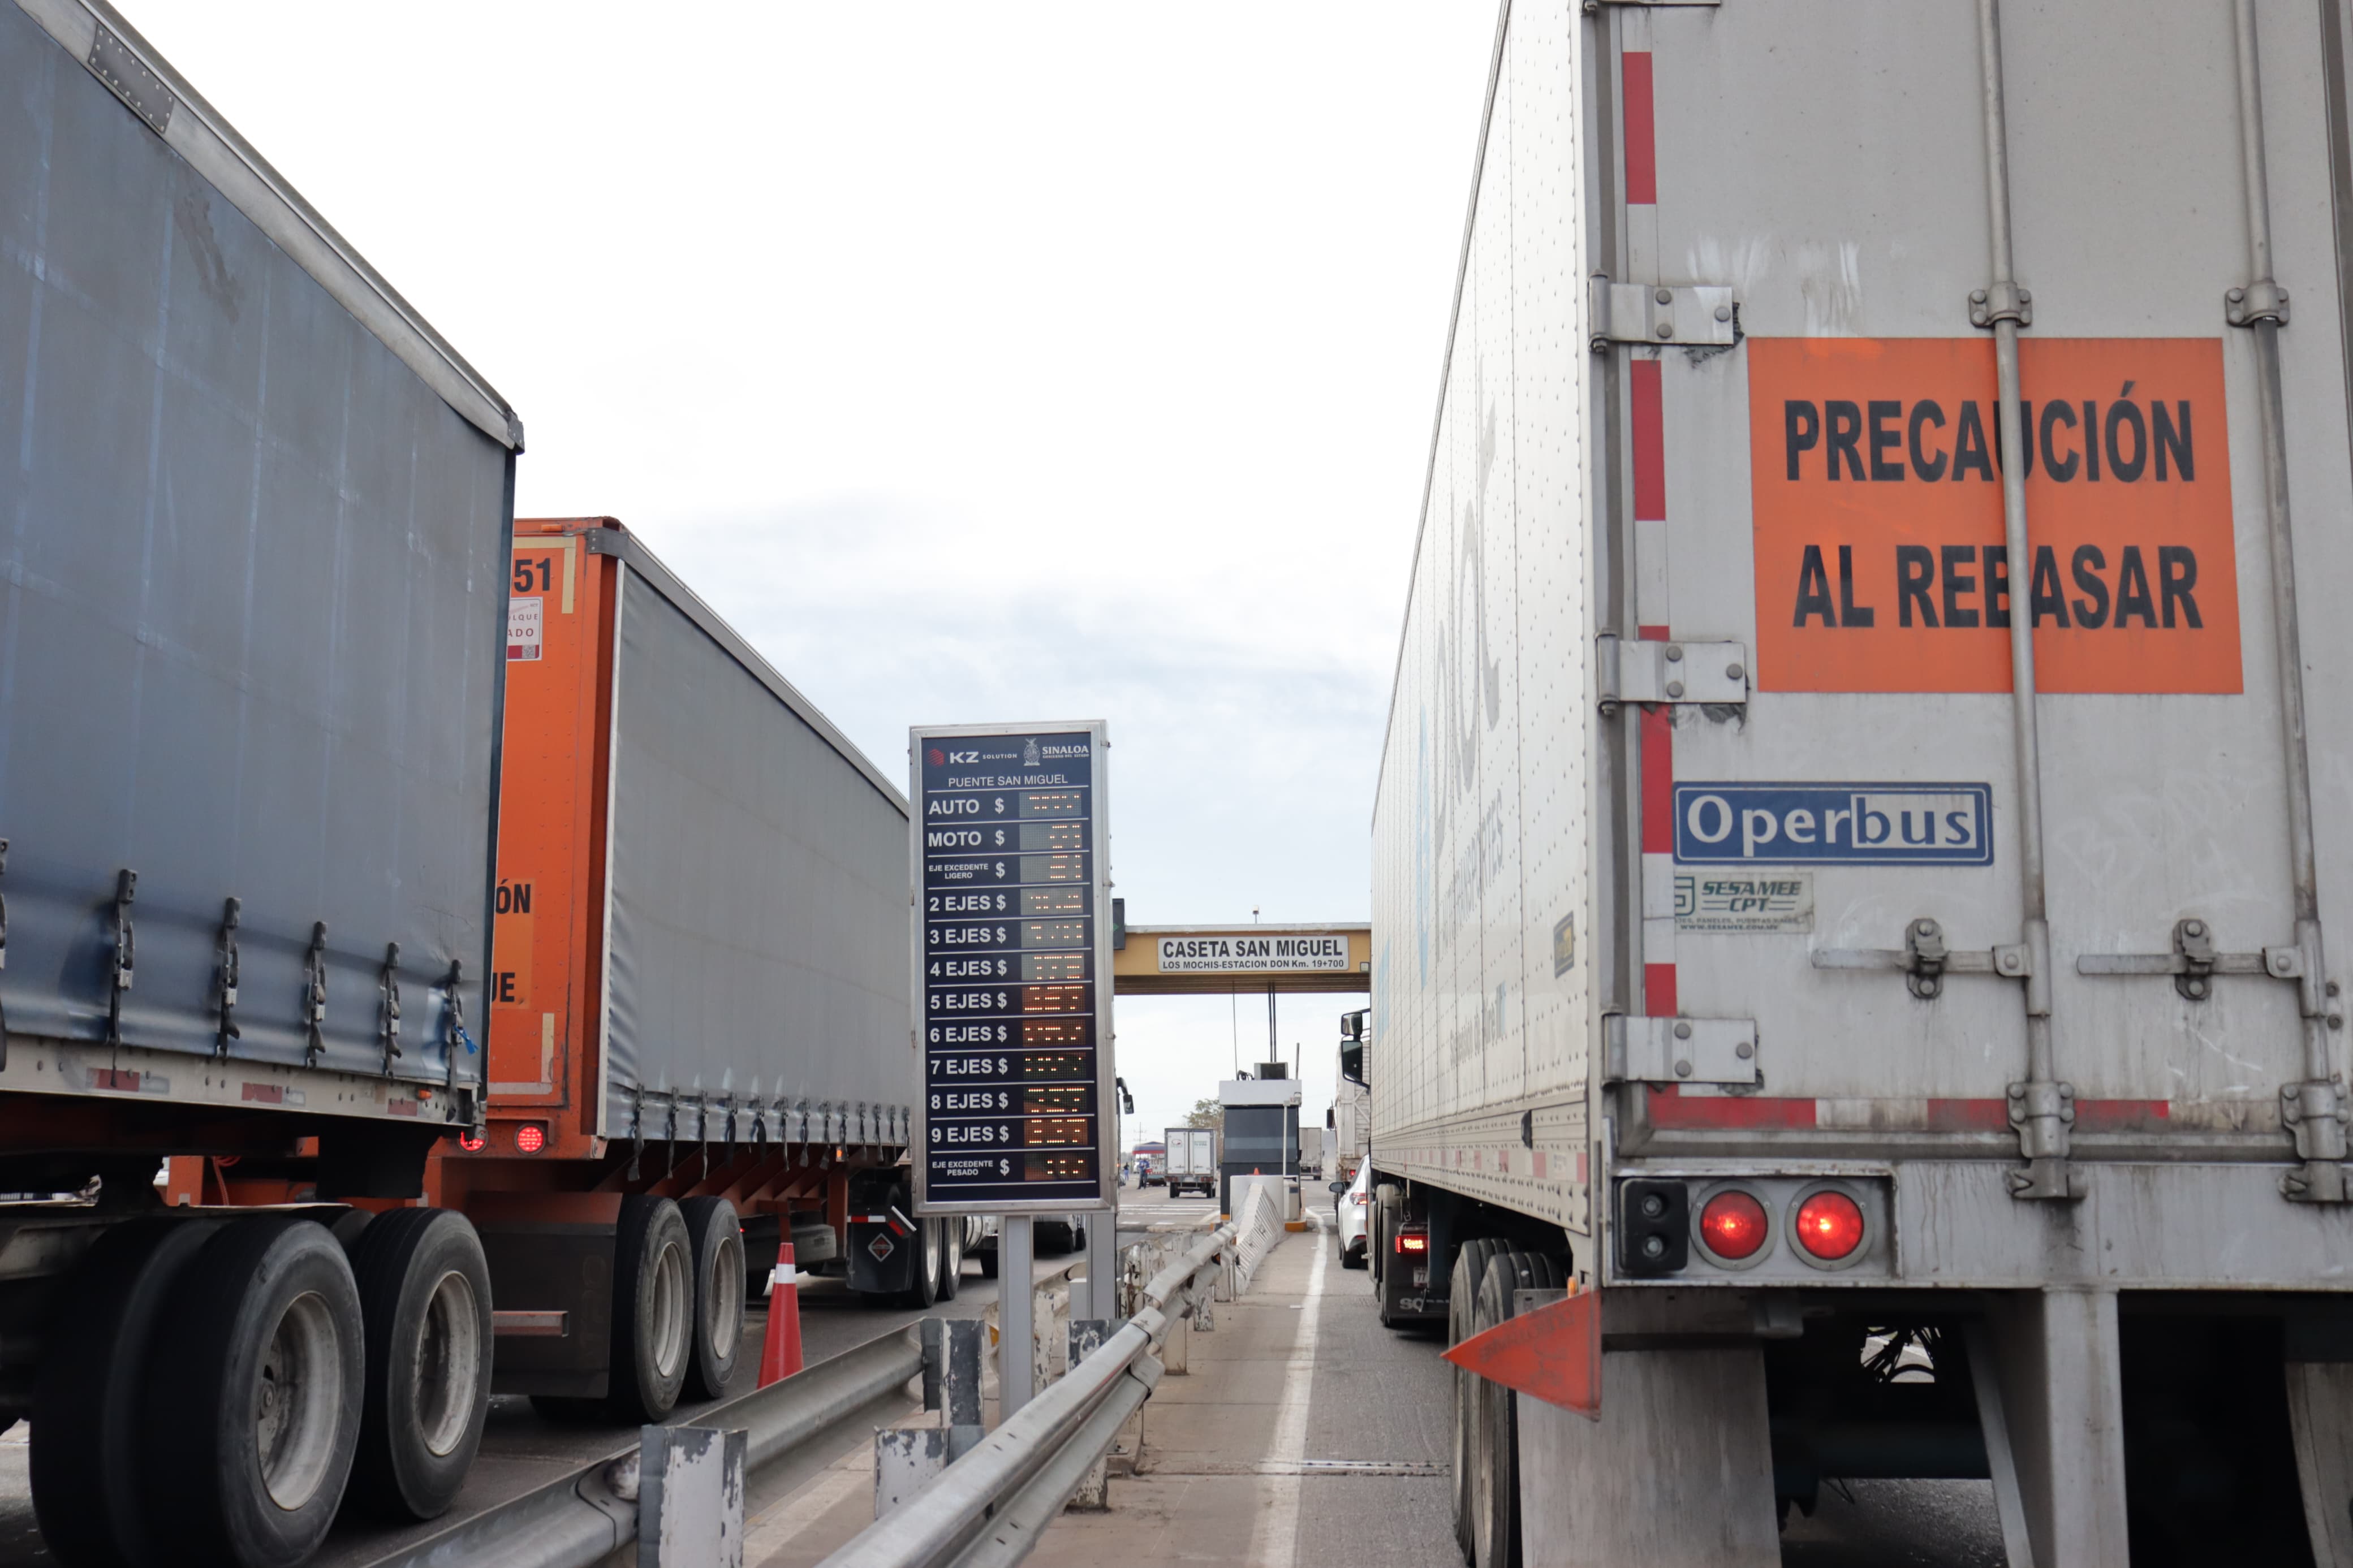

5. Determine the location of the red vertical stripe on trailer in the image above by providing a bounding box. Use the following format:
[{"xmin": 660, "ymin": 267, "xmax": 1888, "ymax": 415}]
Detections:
[
  {"xmin": 1622, "ymin": 53, "xmax": 1657, "ymax": 205},
  {"xmin": 1631, "ymin": 358, "xmax": 1666, "ymax": 522},
  {"xmin": 1640, "ymin": 706, "xmax": 1674, "ymax": 854},
  {"xmin": 1644, "ymin": 962, "xmax": 1679, "ymax": 1017}
]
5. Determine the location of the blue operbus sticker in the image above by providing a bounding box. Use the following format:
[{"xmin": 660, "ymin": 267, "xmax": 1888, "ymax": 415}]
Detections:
[{"xmin": 1671, "ymin": 783, "xmax": 1993, "ymax": 866}]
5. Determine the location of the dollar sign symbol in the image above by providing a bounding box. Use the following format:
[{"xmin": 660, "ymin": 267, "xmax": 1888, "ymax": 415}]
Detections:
[
  {"xmin": 1000, "ymin": 1158, "xmax": 1011, "ymax": 1176},
  {"xmin": 996, "ymin": 862, "xmax": 1006, "ymax": 877}
]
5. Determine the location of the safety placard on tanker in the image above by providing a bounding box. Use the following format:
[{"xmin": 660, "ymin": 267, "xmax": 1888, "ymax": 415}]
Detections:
[{"xmin": 1748, "ymin": 337, "xmax": 2239, "ymax": 693}]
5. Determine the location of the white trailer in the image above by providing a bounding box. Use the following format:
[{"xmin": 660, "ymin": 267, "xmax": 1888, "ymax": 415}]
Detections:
[{"xmin": 1370, "ymin": 3, "xmax": 2353, "ymax": 1565}]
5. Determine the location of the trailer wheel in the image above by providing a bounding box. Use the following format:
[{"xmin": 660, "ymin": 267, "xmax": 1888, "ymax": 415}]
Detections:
[
  {"xmin": 344, "ymin": 1208, "xmax": 493, "ymax": 1521},
  {"xmin": 902, "ymin": 1217, "xmax": 944, "ymax": 1308},
  {"xmin": 1468, "ymin": 1251, "xmax": 1566, "ymax": 1568},
  {"xmin": 1448, "ymin": 1238, "xmax": 1510, "ymax": 1562},
  {"xmin": 937, "ymin": 1220, "xmax": 964, "ymax": 1302},
  {"xmin": 607, "ymin": 1195, "xmax": 692, "ymax": 1423},
  {"xmin": 678, "ymin": 1198, "xmax": 745, "ymax": 1402},
  {"xmin": 1372, "ymin": 1186, "xmax": 1406, "ymax": 1328},
  {"xmin": 32, "ymin": 1216, "xmax": 220, "ymax": 1568},
  {"xmin": 141, "ymin": 1216, "xmax": 364, "ymax": 1568}
]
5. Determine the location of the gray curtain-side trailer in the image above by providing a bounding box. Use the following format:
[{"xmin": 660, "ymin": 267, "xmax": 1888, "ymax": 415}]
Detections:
[{"xmin": 2, "ymin": 3, "xmax": 518, "ymax": 1562}]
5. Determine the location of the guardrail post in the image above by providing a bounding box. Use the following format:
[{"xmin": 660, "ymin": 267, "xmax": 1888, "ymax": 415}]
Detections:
[
  {"xmin": 999, "ymin": 1216, "xmax": 1036, "ymax": 1419},
  {"xmin": 873, "ymin": 1429, "xmax": 954, "ymax": 1521},
  {"xmin": 640, "ymin": 1424, "xmax": 746, "ymax": 1567},
  {"xmin": 1062, "ymin": 1320, "xmax": 1118, "ymax": 1511},
  {"xmin": 1163, "ymin": 1299, "xmax": 1192, "ymax": 1372},
  {"xmin": 945, "ymin": 1319, "xmax": 985, "ymax": 1429}
]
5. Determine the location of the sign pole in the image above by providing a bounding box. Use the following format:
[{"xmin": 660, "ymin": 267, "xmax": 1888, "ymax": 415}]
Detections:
[{"xmin": 998, "ymin": 1216, "xmax": 1035, "ymax": 1420}]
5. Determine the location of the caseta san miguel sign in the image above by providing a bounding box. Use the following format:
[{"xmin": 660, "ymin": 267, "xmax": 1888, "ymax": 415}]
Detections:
[
  {"xmin": 1749, "ymin": 338, "xmax": 2239, "ymax": 693},
  {"xmin": 1156, "ymin": 934, "xmax": 1352, "ymax": 974}
]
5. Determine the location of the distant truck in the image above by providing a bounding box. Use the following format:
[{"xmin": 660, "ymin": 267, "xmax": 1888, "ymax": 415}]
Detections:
[
  {"xmin": 1163, "ymin": 1126, "xmax": 1218, "ymax": 1197},
  {"xmin": 1329, "ymin": 1010, "xmax": 1371, "ymax": 1182}
]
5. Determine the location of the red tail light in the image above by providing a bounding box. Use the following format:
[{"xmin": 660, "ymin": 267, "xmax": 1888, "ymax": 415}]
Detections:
[
  {"xmin": 456, "ymin": 1130, "xmax": 486, "ymax": 1154},
  {"xmin": 1794, "ymin": 1191, "xmax": 1865, "ymax": 1260},
  {"xmin": 1699, "ymin": 1190, "xmax": 1769, "ymax": 1260},
  {"xmin": 1396, "ymin": 1225, "xmax": 1429, "ymax": 1254},
  {"xmin": 513, "ymin": 1123, "xmax": 548, "ymax": 1155}
]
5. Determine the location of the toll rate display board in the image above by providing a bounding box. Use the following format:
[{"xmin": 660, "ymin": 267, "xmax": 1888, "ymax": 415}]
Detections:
[{"xmin": 909, "ymin": 724, "xmax": 1111, "ymax": 1214}]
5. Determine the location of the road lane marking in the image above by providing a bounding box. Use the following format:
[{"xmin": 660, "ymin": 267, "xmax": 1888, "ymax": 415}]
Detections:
[{"xmin": 1246, "ymin": 1210, "xmax": 1328, "ymax": 1568}]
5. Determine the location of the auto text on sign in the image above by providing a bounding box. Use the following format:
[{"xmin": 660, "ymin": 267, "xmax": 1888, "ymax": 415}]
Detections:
[
  {"xmin": 1673, "ymin": 783, "xmax": 1993, "ymax": 866},
  {"xmin": 1747, "ymin": 337, "xmax": 2240, "ymax": 694}
]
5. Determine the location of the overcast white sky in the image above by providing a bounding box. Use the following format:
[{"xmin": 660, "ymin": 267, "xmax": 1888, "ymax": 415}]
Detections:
[{"xmin": 128, "ymin": 2, "xmax": 1498, "ymax": 1151}]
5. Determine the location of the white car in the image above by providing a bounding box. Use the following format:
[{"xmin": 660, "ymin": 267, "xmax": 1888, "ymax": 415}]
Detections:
[{"xmin": 1332, "ymin": 1164, "xmax": 1371, "ymax": 1268}]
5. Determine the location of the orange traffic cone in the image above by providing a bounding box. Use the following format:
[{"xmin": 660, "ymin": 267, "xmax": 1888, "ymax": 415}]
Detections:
[{"xmin": 758, "ymin": 1241, "xmax": 804, "ymax": 1386}]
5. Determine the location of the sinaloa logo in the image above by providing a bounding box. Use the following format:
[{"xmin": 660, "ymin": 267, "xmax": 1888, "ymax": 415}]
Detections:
[{"xmin": 1673, "ymin": 783, "xmax": 1993, "ymax": 866}]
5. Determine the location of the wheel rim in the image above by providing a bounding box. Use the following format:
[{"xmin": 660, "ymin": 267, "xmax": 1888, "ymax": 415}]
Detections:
[
  {"xmin": 254, "ymin": 1290, "xmax": 342, "ymax": 1511},
  {"xmin": 413, "ymin": 1269, "xmax": 482, "ymax": 1458},
  {"xmin": 651, "ymin": 1238, "xmax": 689, "ymax": 1380},
  {"xmin": 704, "ymin": 1237, "xmax": 744, "ymax": 1362}
]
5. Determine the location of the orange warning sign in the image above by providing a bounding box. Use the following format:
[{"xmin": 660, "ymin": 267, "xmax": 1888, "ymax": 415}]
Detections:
[{"xmin": 1748, "ymin": 338, "xmax": 2240, "ymax": 693}]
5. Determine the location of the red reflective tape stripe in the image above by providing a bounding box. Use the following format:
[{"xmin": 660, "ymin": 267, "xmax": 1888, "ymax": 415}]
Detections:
[
  {"xmin": 1622, "ymin": 53, "xmax": 1657, "ymax": 204},
  {"xmin": 2076, "ymin": 1099, "xmax": 2172, "ymax": 1131},
  {"xmin": 1640, "ymin": 706, "xmax": 1674, "ymax": 853},
  {"xmin": 1631, "ymin": 357, "xmax": 1666, "ymax": 522},
  {"xmin": 1924, "ymin": 1099, "xmax": 2011, "ymax": 1133},
  {"xmin": 1643, "ymin": 962, "xmax": 1678, "ymax": 1017},
  {"xmin": 1646, "ymin": 1086, "xmax": 1817, "ymax": 1130},
  {"xmin": 1638, "ymin": 624, "xmax": 1671, "ymax": 642}
]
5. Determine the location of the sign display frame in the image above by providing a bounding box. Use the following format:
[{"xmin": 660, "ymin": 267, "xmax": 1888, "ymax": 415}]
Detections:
[{"xmin": 908, "ymin": 721, "xmax": 1114, "ymax": 1217}]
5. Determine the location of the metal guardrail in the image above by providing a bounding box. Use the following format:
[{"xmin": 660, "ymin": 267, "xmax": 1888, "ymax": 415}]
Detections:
[
  {"xmin": 366, "ymin": 1323, "xmax": 924, "ymax": 1568},
  {"xmin": 817, "ymin": 1222, "xmax": 1238, "ymax": 1568}
]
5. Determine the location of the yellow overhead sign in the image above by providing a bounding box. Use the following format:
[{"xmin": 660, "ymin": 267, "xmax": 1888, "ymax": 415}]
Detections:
[{"xmin": 1112, "ymin": 925, "xmax": 1372, "ymax": 996}]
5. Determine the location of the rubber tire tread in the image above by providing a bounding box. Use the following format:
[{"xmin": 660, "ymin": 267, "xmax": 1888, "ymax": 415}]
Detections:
[
  {"xmin": 345, "ymin": 1208, "xmax": 494, "ymax": 1521},
  {"xmin": 1448, "ymin": 1237, "xmax": 1511, "ymax": 1562},
  {"xmin": 607, "ymin": 1195, "xmax": 690, "ymax": 1424},
  {"xmin": 678, "ymin": 1197, "xmax": 745, "ymax": 1402},
  {"xmin": 902, "ymin": 1216, "xmax": 943, "ymax": 1309},
  {"xmin": 1470, "ymin": 1252, "xmax": 1568, "ymax": 1568},
  {"xmin": 32, "ymin": 1217, "xmax": 220, "ymax": 1568},
  {"xmin": 1372, "ymin": 1186, "xmax": 1406, "ymax": 1328},
  {"xmin": 938, "ymin": 1220, "xmax": 963, "ymax": 1302},
  {"xmin": 140, "ymin": 1216, "xmax": 365, "ymax": 1568}
]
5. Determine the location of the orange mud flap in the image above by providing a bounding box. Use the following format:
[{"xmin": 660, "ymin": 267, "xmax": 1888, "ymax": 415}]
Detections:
[{"xmin": 1440, "ymin": 1285, "xmax": 1601, "ymax": 1418}]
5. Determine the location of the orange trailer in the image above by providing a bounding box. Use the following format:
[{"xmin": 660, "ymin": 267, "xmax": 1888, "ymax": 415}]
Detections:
[{"xmin": 172, "ymin": 517, "xmax": 956, "ymax": 1423}]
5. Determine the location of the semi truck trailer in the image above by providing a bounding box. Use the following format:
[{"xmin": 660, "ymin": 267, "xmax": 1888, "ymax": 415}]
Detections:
[
  {"xmin": 0, "ymin": 3, "xmax": 513, "ymax": 1563},
  {"xmin": 1372, "ymin": 3, "xmax": 2353, "ymax": 1566}
]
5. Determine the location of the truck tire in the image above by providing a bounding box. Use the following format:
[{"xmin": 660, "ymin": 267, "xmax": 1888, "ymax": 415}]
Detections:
[
  {"xmin": 607, "ymin": 1195, "xmax": 692, "ymax": 1423},
  {"xmin": 938, "ymin": 1220, "xmax": 964, "ymax": 1302},
  {"xmin": 979, "ymin": 1243, "xmax": 999, "ymax": 1280},
  {"xmin": 1468, "ymin": 1251, "xmax": 1567, "ymax": 1568},
  {"xmin": 32, "ymin": 1216, "xmax": 220, "ymax": 1568},
  {"xmin": 1372, "ymin": 1186, "xmax": 1406, "ymax": 1327},
  {"xmin": 902, "ymin": 1216, "xmax": 944, "ymax": 1308},
  {"xmin": 678, "ymin": 1197, "xmax": 746, "ymax": 1402},
  {"xmin": 344, "ymin": 1208, "xmax": 493, "ymax": 1522},
  {"xmin": 1447, "ymin": 1238, "xmax": 1510, "ymax": 1561},
  {"xmin": 141, "ymin": 1216, "xmax": 365, "ymax": 1568}
]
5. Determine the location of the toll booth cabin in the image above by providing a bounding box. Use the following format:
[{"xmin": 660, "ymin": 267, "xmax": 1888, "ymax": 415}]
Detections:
[{"xmin": 1217, "ymin": 1068, "xmax": 1302, "ymax": 1216}]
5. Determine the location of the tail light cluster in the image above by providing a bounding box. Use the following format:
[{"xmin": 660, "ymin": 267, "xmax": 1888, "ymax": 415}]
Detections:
[
  {"xmin": 453, "ymin": 1123, "xmax": 548, "ymax": 1155},
  {"xmin": 1394, "ymin": 1223, "xmax": 1429, "ymax": 1254},
  {"xmin": 1622, "ymin": 1177, "xmax": 1880, "ymax": 1277}
]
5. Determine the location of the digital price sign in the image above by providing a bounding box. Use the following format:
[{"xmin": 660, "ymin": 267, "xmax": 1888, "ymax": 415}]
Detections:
[{"xmin": 909, "ymin": 724, "xmax": 1111, "ymax": 1213}]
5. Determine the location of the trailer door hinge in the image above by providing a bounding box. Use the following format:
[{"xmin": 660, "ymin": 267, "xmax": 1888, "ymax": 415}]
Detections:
[
  {"xmin": 1597, "ymin": 635, "xmax": 1748, "ymax": 709},
  {"xmin": 1605, "ymin": 1014, "xmax": 1759, "ymax": 1086},
  {"xmin": 1812, "ymin": 917, "xmax": 2033, "ymax": 1002},
  {"xmin": 1589, "ymin": 277, "xmax": 1737, "ymax": 349}
]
